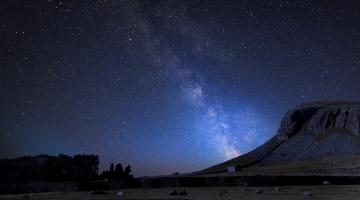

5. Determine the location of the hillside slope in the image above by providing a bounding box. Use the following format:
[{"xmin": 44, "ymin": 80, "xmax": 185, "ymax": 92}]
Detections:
[{"xmin": 197, "ymin": 101, "xmax": 360, "ymax": 176}]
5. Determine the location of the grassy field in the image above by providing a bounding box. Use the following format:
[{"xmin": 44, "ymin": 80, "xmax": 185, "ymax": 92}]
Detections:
[{"xmin": 1, "ymin": 185, "xmax": 360, "ymax": 200}]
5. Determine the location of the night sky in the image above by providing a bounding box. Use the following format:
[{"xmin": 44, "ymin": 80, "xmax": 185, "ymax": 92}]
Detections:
[{"xmin": 1, "ymin": 0, "xmax": 360, "ymax": 176}]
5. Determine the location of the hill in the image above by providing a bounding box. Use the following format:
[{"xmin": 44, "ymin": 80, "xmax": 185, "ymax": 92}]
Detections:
[{"xmin": 196, "ymin": 101, "xmax": 360, "ymax": 176}]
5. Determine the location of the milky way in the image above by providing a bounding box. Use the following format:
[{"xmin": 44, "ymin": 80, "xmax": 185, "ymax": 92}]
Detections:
[{"xmin": 1, "ymin": 1, "xmax": 360, "ymax": 176}]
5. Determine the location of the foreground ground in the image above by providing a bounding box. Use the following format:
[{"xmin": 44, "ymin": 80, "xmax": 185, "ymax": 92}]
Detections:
[{"xmin": 1, "ymin": 185, "xmax": 360, "ymax": 200}]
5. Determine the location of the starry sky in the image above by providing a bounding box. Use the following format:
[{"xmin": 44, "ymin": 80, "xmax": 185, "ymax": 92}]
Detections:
[{"xmin": 1, "ymin": 0, "xmax": 360, "ymax": 176}]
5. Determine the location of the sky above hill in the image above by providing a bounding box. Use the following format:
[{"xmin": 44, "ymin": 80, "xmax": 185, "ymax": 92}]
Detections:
[{"xmin": 1, "ymin": 0, "xmax": 360, "ymax": 176}]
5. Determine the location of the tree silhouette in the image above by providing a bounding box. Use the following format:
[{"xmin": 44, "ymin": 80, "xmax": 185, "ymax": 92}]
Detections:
[
  {"xmin": 115, "ymin": 163, "xmax": 124, "ymax": 178},
  {"xmin": 110, "ymin": 163, "xmax": 114, "ymax": 173},
  {"xmin": 124, "ymin": 165, "xmax": 131, "ymax": 176},
  {"xmin": 0, "ymin": 154, "xmax": 99, "ymax": 183}
]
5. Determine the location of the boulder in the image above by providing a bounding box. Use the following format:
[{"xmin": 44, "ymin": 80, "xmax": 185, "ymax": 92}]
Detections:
[
  {"xmin": 178, "ymin": 190, "xmax": 188, "ymax": 196},
  {"xmin": 116, "ymin": 191, "xmax": 124, "ymax": 199},
  {"xmin": 169, "ymin": 190, "xmax": 178, "ymax": 196},
  {"xmin": 304, "ymin": 191, "xmax": 315, "ymax": 197},
  {"xmin": 323, "ymin": 181, "xmax": 330, "ymax": 185},
  {"xmin": 255, "ymin": 188, "xmax": 263, "ymax": 194}
]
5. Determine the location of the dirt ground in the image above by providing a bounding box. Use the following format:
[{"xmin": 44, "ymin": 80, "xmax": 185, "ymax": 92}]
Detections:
[{"xmin": 1, "ymin": 185, "xmax": 360, "ymax": 200}]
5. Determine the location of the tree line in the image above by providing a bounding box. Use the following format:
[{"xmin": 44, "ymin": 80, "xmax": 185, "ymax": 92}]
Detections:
[{"xmin": 0, "ymin": 154, "xmax": 135, "ymax": 184}]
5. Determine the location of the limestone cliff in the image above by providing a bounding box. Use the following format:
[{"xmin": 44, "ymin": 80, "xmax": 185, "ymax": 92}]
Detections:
[
  {"xmin": 277, "ymin": 102, "xmax": 360, "ymax": 140},
  {"xmin": 307, "ymin": 106, "xmax": 360, "ymax": 136}
]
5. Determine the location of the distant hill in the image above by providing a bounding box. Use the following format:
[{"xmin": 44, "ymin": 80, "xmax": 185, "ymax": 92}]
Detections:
[{"xmin": 197, "ymin": 101, "xmax": 360, "ymax": 176}]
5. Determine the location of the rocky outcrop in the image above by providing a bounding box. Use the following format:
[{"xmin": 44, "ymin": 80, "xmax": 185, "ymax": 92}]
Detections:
[
  {"xmin": 276, "ymin": 105, "xmax": 321, "ymax": 140},
  {"xmin": 307, "ymin": 106, "xmax": 360, "ymax": 136},
  {"xmin": 277, "ymin": 102, "xmax": 360, "ymax": 140}
]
